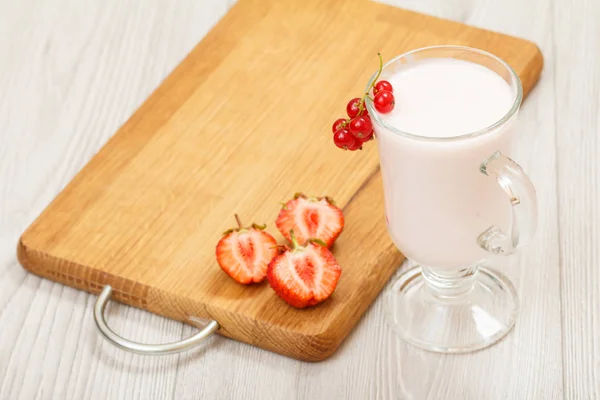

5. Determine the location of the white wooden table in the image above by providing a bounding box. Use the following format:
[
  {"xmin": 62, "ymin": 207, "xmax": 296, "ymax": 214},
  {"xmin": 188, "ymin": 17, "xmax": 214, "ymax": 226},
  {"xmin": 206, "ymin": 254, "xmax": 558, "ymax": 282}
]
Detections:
[{"xmin": 1, "ymin": 0, "xmax": 598, "ymax": 398}]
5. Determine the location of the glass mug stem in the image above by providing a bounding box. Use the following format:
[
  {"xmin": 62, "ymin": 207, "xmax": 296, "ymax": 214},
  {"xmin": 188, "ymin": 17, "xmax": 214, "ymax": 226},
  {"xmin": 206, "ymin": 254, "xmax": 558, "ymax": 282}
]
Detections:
[
  {"xmin": 422, "ymin": 265, "xmax": 479, "ymax": 299},
  {"xmin": 478, "ymin": 151, "xmax": 538, "ymax": 255}
]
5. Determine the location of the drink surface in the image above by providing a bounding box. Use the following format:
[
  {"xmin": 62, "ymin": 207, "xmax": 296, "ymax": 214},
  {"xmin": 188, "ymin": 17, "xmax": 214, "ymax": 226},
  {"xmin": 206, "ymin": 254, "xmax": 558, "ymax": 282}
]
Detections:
[
  {"xmin": 380, "ymin": 58, "xmax": 513, "ymax": 138},
  {"xmin": 374, "ymin": 57, "xmax": 517, "ymax": 268}
]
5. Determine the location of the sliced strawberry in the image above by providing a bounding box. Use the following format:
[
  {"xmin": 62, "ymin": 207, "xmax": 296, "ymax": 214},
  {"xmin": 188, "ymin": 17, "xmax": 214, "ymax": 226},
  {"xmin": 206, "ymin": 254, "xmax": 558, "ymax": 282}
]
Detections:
[
  {"xmin": 275, "ymin": 193, "xmax": 344, "ymax": 248},
  {"xmin": 216, "ymin": 215, "xmax": 278, "ymax": 284},
  {"xmin": 267, "ymin": 231, "xmax": 342, "ymax": 308}
]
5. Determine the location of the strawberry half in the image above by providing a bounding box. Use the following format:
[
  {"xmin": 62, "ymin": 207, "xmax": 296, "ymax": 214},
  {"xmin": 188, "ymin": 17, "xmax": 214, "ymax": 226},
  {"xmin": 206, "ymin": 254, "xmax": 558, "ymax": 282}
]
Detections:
[
  {"xmin": 267, "ymin": 231, "xmax": 342, "ymax": 308},
  {"xmin": 275, "ymin": 193, "xmax": 344, "ymax": 248},
  {"xmin": 216, "ymin": 215, "xmax": 278, "ymax": 284}
]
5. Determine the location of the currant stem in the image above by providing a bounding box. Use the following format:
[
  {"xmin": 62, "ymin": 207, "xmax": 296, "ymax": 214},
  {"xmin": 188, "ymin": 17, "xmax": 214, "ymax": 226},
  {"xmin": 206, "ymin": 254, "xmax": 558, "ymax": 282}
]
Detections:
[
  {"xmin": 357, "ymin": 53, "xmax": 384, "ymax": 116},
  {"xmin": 371, "ymin": 52, "xmax": 384, "ymax": 89},
  {"xmin": 234, "ymin": 214, "xmax": 243, "ymax": 229}
]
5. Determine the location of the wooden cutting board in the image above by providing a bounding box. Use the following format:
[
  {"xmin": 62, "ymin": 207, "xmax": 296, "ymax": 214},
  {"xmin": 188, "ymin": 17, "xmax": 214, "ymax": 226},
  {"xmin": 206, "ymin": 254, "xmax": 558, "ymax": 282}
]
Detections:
[{"xmin": 17, "ymin": 0, "xmax": 543, "ymax": 361}]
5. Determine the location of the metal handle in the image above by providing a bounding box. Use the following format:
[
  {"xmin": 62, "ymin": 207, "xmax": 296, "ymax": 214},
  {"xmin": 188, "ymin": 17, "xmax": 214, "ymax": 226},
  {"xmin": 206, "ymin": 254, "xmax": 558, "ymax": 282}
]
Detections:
[{"xmin": 93, "ymin": 285, "xmax": 219, "ymax": 355}]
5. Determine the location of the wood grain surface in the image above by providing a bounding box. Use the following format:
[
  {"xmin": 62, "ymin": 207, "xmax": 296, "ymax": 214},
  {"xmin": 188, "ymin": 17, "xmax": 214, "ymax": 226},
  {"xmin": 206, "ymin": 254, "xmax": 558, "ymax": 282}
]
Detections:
[
  {"xmin": 553, "ymin": 0, "xmax": 600, "ymax": 396},
  {"xmin": 0, "ymin": 0, "xmax": 596, "ymax": 398},
  {"xmin": 15, "ymin": 0, "xmax": 541, "ymax": 362}
]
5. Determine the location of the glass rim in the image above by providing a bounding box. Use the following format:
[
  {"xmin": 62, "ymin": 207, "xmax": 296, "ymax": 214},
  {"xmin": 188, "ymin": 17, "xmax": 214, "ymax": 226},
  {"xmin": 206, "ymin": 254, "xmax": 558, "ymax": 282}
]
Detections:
[{"xmin": 364, "ymin": 45, "xmax": 523, "ymax": 142}]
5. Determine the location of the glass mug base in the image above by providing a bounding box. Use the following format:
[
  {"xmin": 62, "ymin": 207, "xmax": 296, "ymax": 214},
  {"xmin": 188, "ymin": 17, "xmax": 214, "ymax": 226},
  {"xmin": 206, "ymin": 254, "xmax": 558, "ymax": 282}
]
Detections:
[{"xmin": 384, "ymin": 264, "xmax": 518, "ymax": 353}]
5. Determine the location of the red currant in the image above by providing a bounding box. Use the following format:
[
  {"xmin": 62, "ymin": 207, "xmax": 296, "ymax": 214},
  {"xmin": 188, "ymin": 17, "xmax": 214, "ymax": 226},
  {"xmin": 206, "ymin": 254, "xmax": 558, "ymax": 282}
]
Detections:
[
  {"xmin": 348, "ymin": 116, "xmax": 373, "ymax": 139},
  {"xmin": 374, "ymin": 90, "xmax": 395, "ymax": 113},
  {"xmin": 374, "ymin": 80, "xmax": 393, "ymax": 95},
  {"xmin": 346, "ymin": 137, "xmax": 362, "ymax": 151},
  {"xmin": 333, "ymin": 128, "xmax": 357, "ymax": 150},
  {"xmin": 359, "ymin": 129, "xmax": 374, "ymax": 142},
  {"xmin": 332, "ymin": 118, "xmax": 348, "ymax": 133},
  {"xmin": 346, "ymin": 98, "xmax": 365, "ymax": 118}
]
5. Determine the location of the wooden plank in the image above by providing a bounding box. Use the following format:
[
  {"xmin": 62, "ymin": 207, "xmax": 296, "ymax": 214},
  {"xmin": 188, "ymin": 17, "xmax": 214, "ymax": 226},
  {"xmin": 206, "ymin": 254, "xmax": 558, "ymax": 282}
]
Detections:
[{"xmin": 553, "ymin": 0, "xmax": 600, "ymax": 397}]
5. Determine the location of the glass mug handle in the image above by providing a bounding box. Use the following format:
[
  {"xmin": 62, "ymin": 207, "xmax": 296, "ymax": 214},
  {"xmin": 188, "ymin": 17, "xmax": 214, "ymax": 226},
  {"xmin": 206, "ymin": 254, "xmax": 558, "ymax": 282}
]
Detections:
[{"xmin": 478, "ymin": 151, "xmax": 538, "ymax": 255}]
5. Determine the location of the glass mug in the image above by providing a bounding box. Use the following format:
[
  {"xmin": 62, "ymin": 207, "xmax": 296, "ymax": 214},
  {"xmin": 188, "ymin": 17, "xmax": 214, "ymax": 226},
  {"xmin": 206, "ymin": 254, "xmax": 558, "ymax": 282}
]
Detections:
[{"xmin": 365, "ymin": 46, "xmax": 537, "ymax": 353}]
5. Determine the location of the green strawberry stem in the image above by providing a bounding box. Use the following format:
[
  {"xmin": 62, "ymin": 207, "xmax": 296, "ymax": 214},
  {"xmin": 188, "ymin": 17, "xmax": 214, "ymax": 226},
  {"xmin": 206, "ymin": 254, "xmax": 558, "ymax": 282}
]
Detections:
[
  {"xmin": 290, "ymin": 229, "xmax": 300, "ymax": 250},
  {"xmin": 235, "ymin": 214, "xmax": 243, "ymax": 229},
  {"xmin": 308, "ymin": 238, "xmax": 328, "ymax": 247},
  {"xmin": 290, "ymin": 229, "xmax": 328, "ymax": 249},
  {"xmin": 356, "ymin": 53, "xmax": 384, "ymax": 117}
]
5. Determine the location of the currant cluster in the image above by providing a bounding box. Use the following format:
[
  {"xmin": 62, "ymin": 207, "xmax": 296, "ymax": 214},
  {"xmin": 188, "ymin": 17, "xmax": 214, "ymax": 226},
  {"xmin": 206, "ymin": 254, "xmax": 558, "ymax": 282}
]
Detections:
[{"xmin": 332, "ymin": 53, "xmax": 395, "ymax": 151}]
